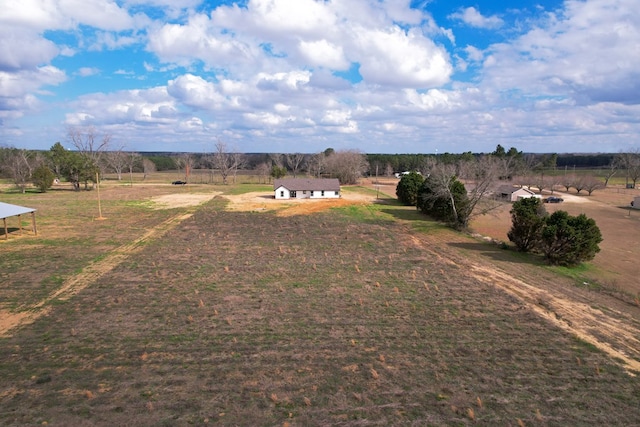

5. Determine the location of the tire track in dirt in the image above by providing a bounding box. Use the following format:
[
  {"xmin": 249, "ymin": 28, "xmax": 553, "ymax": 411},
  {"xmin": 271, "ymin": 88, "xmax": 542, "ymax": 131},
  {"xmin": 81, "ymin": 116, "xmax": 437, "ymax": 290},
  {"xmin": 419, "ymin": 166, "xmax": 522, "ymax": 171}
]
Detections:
[
  {"xmin": 406, "ymin": 232, "xmax": 640, "ymax": 375},
  {"xmin": 0, "ymin": 212, "xmax": 195, "ymax": 338}
]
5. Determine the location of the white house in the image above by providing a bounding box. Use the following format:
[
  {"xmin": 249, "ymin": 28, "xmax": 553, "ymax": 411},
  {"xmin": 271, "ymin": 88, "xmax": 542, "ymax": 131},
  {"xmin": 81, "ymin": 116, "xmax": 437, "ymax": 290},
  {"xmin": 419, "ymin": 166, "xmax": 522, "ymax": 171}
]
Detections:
[
  {"xmin": 274, "ymin": 178, "xmax": 341, "ymax": 200},
  {"xmin": 497, "ymin": 185, "xmax": 538, "ymax": 202}
]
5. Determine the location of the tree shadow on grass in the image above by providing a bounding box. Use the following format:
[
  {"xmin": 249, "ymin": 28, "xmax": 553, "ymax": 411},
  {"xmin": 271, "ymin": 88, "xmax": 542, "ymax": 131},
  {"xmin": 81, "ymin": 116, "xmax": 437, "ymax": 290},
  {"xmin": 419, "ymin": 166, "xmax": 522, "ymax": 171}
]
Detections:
[
  {"xmin": 447, "ymin": 241, "xmax": 542, "ymax": 265},
  {"xmin": 375, "ymin": 198, "xmax": 426, "ymax": 221},
  {"xmin": 374, "ymin": 197, "xmax": 546, "ymax": 266}
]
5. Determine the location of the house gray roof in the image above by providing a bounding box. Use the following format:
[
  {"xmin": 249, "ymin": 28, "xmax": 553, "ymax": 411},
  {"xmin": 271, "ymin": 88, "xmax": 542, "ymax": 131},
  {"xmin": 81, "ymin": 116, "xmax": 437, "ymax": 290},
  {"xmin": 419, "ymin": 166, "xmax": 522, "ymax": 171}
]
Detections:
[
  {"xmin": 0, "ymin": 202, "xmax": 36, "ymax": 220},
  {"xmin": 274, "ymin": 178, "xmax": 340, "ymax": 192},
  {"xmin": 497, "ymin": 185, "xmax": 534, "ymax": 195}
]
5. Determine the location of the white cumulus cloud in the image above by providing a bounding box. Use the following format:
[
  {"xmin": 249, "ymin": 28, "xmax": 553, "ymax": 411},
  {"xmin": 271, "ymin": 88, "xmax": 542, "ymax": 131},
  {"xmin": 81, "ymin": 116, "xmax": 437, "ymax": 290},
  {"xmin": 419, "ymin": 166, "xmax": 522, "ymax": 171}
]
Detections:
[{"xmin": 449, "ymin": 7, "xmax": 504, "ymax": 29}]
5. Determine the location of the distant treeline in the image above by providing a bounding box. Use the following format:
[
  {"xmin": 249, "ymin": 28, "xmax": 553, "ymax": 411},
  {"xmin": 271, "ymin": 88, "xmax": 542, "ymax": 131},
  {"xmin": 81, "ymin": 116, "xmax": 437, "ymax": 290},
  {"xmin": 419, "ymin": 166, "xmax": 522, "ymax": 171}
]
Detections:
[
  {"xmin": 0, "ymin": 148, "xmax": 619, "ymax": 176},
  {"xmin": 136, "ymin": 151, "xmax": 618, "ymax": 173}
]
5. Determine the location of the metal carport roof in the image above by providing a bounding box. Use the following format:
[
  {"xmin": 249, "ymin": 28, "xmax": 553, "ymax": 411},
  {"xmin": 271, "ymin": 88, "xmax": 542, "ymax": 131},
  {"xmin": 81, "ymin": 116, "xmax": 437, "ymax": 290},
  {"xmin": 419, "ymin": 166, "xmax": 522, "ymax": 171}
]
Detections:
[
  {"xmin": 0, "ymin": 201, "xmax": 37, "ymax": 240},
  {"xmin": 0, "ymin": 202, "xmax": 36, "ymax": 219}
]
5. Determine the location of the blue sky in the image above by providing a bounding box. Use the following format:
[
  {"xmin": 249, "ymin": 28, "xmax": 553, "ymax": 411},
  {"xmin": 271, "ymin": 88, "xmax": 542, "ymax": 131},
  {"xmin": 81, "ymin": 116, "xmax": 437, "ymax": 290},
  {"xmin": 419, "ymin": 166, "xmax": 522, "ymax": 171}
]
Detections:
[{"xmin": 1, "ymin": 0, "xmax": 639, "ymax": 154}]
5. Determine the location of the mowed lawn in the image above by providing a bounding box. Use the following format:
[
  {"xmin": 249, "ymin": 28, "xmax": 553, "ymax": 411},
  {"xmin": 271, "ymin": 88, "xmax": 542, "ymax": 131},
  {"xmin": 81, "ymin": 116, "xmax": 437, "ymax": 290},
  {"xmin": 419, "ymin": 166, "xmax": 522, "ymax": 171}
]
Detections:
[{"xmin": 1, "ymin": 186, "xmax": 640, "ymax": 426}]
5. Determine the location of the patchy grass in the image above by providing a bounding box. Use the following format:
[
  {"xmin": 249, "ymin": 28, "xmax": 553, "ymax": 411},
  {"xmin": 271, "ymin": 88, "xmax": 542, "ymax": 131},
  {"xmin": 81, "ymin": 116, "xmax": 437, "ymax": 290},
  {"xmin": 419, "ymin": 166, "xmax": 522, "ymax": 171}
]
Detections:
[
  {"xmin": 221, "ymin": 183, "xmax": 273, "ymax": 195},
  {"xmin": 1, "ymin": 184, "xmax": 640, "ymax": 425}
]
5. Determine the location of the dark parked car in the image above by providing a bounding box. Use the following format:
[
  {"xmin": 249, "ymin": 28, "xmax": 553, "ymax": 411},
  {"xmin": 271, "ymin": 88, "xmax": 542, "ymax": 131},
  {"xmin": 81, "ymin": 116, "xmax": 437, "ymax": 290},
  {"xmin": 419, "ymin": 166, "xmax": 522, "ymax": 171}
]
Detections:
[
  {"xmin": 171, "ymin": 180, "xmax": 187, "ymax": 185},
  {"xmin": 544, "ymin": 196, "xmax": 564, "ymax": 203}
]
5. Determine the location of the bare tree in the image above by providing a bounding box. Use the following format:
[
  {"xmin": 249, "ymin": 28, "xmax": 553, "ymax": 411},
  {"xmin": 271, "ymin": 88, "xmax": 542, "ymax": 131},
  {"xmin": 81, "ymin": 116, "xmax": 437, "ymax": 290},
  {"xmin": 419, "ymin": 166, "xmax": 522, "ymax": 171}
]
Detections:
[
  {"xmin": 67, "ymin": 126, "xmax": 111, "ymax": 189},
  {"xmin": 211, "ymin": 139, "xmax": 243, "ymax": 184},
  {"xmin": 423, "ymin": 161, "xmax": 464, "ymax": 224},
  {"xmin": 269, "ymin": 153, "xmax": 285, "ymax": 168},
  {"xmin": 67, "ymin": 126, "xmax": 110, "ymax": 167},
  {"xmin": 230, "ymin": 151, "xmax": 246, "ymax": 183},
  {"xmin": 126, "ymin": 152, "xmax": 142, "ymax": 184},
  {"xmin": 628, "ymin": 151, "xmax": 640, "ymax": 188},
  {"xmin": 103, "ymin": 148, "xmax": 129, "ymax": 180},
  {"xmin": 307, "ymin": 152, "xmax": 326, "ymax": 178},
  {"xmin": 616, "ymin": 149, "xmax": 640, "ymax": 188},
  {"xmin": 286, "ymin": 153, "xmax": 305, "ymax": 178},
  {"xmin": 384, "ymin": 163, "xmax": 394, "ymax": 177},
  {"xmin": 570, "ymin": 174, "xmax": 604, "ymax": 195},
  {"xmin": 2, "ymin": 149, "xmax": 33, "ymax": 193},
  {"xmin": 323, "ymin": 150, "xmax": 369, "ymax": 185},
  {"xmin": 142, "ymin": 158, "xmax": 156, "ymax": 180},
  {"xmin": 583, "ymin": 175, "xmax": 605, "ymax": 195},
  {"xmin": 601, "ymin": 156, "xmax": 619, "ymax": 186},
  {"xmin": 256, "ymin": 162, "xmax": 271, "ymax": 184},
  {"xmin": 175, "ymin": 154, "xmax": 195, "ymax": 183},
  {"xmin": 572, "ymin": 175, "xmax": 587, "ymax": 194},
  {"xmin": 560, "ymin": 174, "xmax": 576, "ymax": 192},
  {"xmin": 418, "ymin": 156, "xmax": 501, "ymax": 229},
  {"xmin": 530, "ymin": 173, "xmax": 559, "ymax": 194},
  {"xmin": 458, "ymin": 155, "xmax": 501, "ymax": 222},
  {"xmin": 494, "ymin": 154, "xmax": 522, "ymax": 180}
]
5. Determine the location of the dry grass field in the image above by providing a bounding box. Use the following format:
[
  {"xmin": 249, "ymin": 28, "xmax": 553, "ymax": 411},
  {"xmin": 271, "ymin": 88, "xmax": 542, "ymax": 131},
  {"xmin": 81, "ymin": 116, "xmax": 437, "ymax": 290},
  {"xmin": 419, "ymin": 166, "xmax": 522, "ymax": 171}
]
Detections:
[{"xmin": 1, "ymin": 177, "xmax": 640, "ymax": 426}]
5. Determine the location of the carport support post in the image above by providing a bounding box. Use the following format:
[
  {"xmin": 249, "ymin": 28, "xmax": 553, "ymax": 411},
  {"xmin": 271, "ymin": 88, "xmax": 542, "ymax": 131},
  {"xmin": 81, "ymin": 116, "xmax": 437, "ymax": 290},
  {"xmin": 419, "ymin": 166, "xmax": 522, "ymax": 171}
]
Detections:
[
  {"xmin": 31, "ymin": 211, "xmax": 37, "ymax": 235},
  {"xmin": 3, "ymin": 218, "xmax": 7, "ymax": 240},
  {"xmin": 18, "ymin": 215, "xmax": 22, "ymax": 236}
]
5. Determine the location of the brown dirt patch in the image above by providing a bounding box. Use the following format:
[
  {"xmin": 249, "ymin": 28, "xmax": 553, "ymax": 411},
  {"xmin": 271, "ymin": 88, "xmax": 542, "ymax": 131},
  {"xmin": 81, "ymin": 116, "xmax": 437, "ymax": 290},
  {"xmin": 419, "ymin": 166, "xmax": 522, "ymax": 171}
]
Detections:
[
  {"xmin": 150, "ymin": 193, "xmax": 221, "ymax": 209},
  {"xmin": 223, "ymin": 189, "xmax": 377, "ymax": 216}
]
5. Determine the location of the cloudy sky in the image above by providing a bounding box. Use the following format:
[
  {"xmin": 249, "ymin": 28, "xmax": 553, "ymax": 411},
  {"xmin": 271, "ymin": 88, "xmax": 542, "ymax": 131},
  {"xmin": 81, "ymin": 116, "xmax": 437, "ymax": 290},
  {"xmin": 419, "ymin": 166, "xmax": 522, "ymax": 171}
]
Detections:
[{"xmin": 1, "ymin": 0, "xmax": 639, "ymax": 154}]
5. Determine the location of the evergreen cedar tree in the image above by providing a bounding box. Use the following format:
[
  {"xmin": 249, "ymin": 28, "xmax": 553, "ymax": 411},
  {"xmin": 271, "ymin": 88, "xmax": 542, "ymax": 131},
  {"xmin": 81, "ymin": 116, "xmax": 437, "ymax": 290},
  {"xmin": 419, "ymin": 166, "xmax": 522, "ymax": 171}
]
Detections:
[
  {"xmin": 31, "ymin": 165, "xmax": 55, "ymax": 193},
  {"xmin": 540, "ymin": 211, "xmax": 602, "ymax": 266},
  {"xmin": 508, "ymin": 197, "xmax": 547, "ymax": 252},
  {"xmin": 508, "ymin": 197, "xmax": 603, "ymax": 266},
  {"xmin": 396, "ymin": 172, "xmax": 424, "ymax": 206},
  {"xmin": 270, "ymin": 165, "xmax": 286, "ymax": 179}
]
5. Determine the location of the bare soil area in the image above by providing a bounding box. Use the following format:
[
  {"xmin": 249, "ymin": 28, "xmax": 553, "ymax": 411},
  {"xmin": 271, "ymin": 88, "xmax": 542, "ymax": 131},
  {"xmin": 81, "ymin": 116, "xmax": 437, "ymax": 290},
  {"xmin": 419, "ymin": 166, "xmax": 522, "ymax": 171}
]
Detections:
[
  {"xmin": 222, "ymin": 189, "xmax": 377, "ymax": 216},
  {"xmin": 150, "ymin": 193, "xmax": 221, "ymax": 209}
]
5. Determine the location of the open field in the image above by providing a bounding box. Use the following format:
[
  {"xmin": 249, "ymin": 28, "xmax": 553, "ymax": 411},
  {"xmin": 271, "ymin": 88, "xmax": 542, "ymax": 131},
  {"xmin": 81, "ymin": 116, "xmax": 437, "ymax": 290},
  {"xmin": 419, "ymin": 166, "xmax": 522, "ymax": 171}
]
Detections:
[{"xmin": 1, "ymin": 178, "xmax": 640, "ymax": 426}]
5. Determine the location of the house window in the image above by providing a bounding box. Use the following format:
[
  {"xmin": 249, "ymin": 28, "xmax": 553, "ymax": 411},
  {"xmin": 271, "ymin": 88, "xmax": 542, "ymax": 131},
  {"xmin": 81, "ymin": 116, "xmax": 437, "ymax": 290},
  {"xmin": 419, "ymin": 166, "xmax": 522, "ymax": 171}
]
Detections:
[
  {"xmin": 290, "ymin": 190, "xmax": 297, "ymax": 198},
  {"xmin": 280, "ymin": 190, "xmax": 284, "ymax": 197},
  {"xmin": 310, "ymin": 191, "xmax": 314, "ymax": 196},
  {"xmin": 335, "ymin": 191, "xmax": 339, "ymax": 196},
  {"xmin": 302, "ymin": 190, "xmax": 306, "ymax": 194},
  {"xmin": 321, "ymin": 191, "xmax": 325, "ymax": 196}
]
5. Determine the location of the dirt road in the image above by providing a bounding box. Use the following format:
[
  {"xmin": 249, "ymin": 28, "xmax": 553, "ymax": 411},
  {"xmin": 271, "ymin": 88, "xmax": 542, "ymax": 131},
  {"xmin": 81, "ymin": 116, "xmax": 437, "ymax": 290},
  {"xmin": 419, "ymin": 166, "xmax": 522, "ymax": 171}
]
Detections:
[{"xmin": 404, "ymin": 232, "xmax": 640, "ymax": 374}]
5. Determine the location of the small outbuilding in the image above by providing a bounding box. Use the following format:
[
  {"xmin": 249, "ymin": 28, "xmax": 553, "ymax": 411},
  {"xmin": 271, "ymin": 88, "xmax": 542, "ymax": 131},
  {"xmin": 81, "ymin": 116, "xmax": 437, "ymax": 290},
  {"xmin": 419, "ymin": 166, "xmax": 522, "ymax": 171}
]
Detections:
[
  {"xmin": 274, "ymin": 178, "xmax": 341, "ymax": 200},
  {"xmin": 0, "ymin": 201, "xmax": 37, "ymax": 240},
  {"xmin": 631, "ymin": 196, "xmax": 640, "ymax": 209},
  {"xmin": 497, "ymin": 185, "xmax": 538, "ymax": 202}
]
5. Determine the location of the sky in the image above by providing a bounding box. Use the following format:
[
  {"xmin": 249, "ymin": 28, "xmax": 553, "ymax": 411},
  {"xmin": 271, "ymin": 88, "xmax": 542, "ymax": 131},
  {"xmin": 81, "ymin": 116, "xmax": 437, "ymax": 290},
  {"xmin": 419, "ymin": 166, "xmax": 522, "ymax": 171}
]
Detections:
[{"xmin": 1, "ymin": 0, "xmax": 639, "ymax": 154}]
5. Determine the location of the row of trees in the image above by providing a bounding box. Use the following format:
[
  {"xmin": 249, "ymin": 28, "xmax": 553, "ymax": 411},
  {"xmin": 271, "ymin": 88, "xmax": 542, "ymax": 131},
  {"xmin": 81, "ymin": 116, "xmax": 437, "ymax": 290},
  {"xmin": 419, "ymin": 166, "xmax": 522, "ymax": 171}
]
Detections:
[
  {"xmin": 0, "ymin": 129, "xmax": 372, "ymax": 191},
  {"xmin": 0, "ymin": 128, "xmax": 158, "ymax": 192},
  {"xmin": 0, "ymin": 147, "xmax": 55, "ymax": 193},
  {"xmin": 194, "ymin": 145, "xmax": 369, "ymax": 185},
  {"xmin": 395, "ymin": 151, "xmax": 604, "ymax": 266}
]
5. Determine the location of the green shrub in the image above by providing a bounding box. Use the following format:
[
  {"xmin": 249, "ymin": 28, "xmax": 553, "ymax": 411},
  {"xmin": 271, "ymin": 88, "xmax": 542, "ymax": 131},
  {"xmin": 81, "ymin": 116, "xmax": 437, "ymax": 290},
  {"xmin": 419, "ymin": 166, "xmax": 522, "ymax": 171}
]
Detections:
[
  {"xmin": 396, "ymin": 172, "xmax": 424, "ymax": 206},
  {"xmin": 507, "ymin": 197, "xmax": 547, "ymax": 252}
]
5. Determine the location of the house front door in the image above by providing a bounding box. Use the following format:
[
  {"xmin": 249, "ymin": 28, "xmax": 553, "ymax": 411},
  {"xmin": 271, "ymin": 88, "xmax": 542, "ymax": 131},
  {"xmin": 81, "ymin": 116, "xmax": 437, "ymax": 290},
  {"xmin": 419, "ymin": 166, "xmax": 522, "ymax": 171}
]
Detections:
[{"xmin": 290, "ymin": 190, "xmax": 297, "ymax": 198}]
